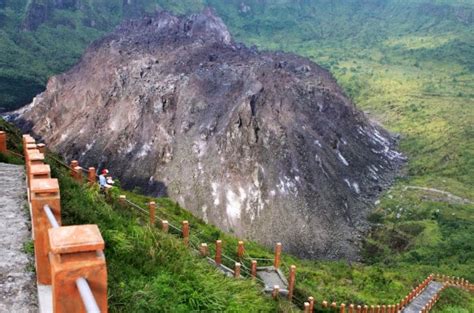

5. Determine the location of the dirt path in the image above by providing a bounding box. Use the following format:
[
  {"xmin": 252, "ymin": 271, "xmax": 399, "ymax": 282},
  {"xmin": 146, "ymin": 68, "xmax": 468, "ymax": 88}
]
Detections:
[
  {"xmin": 0, "ymin": 162, "xmax": 37, "ymax": 312},
  {"xmin": 402, "ymin": 281, "xmax": 444, "ymax": 313},
  {"xmin": 405, "ymin": 186, "xmax": 473, "ymax": 205}
]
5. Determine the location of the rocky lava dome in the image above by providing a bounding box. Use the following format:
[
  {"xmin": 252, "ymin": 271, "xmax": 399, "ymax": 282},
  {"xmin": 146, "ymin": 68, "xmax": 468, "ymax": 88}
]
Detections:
[{"xmin": 16, "ymin": 9, "xmax": 404, "ymax": 260}]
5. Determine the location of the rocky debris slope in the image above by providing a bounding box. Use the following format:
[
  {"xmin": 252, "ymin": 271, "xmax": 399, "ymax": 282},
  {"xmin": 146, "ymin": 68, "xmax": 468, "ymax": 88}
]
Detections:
[
  {"xmin": 0, "ymin": 163, "xmax": 37, "ymax": 312},
  {"xmin": 15, "ymin": 9, "xmax": 404, "ymax": 259}
]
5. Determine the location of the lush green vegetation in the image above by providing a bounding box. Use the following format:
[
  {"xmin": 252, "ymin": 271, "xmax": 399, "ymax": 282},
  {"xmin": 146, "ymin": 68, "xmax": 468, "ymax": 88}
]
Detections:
[
  {"xmin": 2, "ymin": 118, "xmax": 472, "ymax": 311},
  {"xmin": 0, "ymin": 0, "xmax": 472, "ymax": 311}
]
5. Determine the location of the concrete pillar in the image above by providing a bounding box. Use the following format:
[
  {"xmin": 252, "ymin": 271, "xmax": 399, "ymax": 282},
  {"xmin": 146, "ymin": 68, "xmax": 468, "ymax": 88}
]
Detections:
[
  {"xmin": 88, "ymin": 167, "xmax": 96, "ymax": 184},
  {"xmin": 251, "ymin": 260, "xmax": 257, "ymax": 279},
  {"xmin": 162, "ymin": 220, "xmax": 169, "ymax": 233},
  {"xmin": 182, "ymin": 221, "xmax": 189, "ymax": 246},
  {"xmin": 234, "ymin": 262, "xmax": 241, "ymax": 278},
  {"xmin": 308, "ymin": 297, "xmax": 315, "ymax": 313},
  {"xmin": 30, "ymin": 178, "xmax": 61, "ymax": 284},
  {"xmin": 237, "ymin": 241, "xmax": 245, "ymax": 259},
  {"xmin": 215, "ymin": 240, "xmax": 222, "ymax": 266},
  {"xmin": 0, "ymin": 131, "xmax": 6, "ymax": 153},
  {"xmin": 287, "ymin": 265, "xmax": 296, "ymax": 301},
  {"xmin": 48, "ymin": 224, "xmax": 107, "ymax": 313},
  {"xmin": 274, "ymin": 242, "xmax": 282, "ymax": 269},
  {"xmin": 199, "ymin": 243, "xmax": 208, "ymax": 257},
  {"xmin": 272, "ymin": 285, "xmax": 279, "ymax": 300},
  {"xmin": 148, "ymin": 202, "xmax": 156, "ymax": 226}
]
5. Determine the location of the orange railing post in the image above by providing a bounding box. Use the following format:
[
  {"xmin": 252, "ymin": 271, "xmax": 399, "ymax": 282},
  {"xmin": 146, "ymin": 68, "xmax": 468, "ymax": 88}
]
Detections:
[
  {"xmin": 215, "ymin": 240, "xmax": 222, "ymax": 266},
  {"xmin": 30, "ymin": 178, "xmax": 61, "ymax": 284},
  {"xmin": 0, "ymin": 131, "xmax": 6, "ymax": 153},
  {"xmin": 237, "ymin": 240, "xmax": 245, "ymax": 259},
  {"xmin": 251, "ymin": 260, "xmax": 257, "ymax": 279},
  {"xmin": 182, "ymin": 221, "xmax": 189, "ymax": 246},
  {"xmin": 199, "ymin": 243, "xmax": 209, "ymax": 257},
  {"xmin": 274, "ymin": 242, "xmax": 282, "ymax": 269},
  {"xmin": 148, "ymin": 202, "xmax": 156, "ymax": 226},
  {"xmin": 49, "ymin": 225, "xmax": 107, "ymax": 313},
  {"xmin": 88, "ymin": 167, "xmax": 96, "ymax": 184},
  {"xmin": 288, "ymin": 265, "xmax": 296, "ymax": 300}
]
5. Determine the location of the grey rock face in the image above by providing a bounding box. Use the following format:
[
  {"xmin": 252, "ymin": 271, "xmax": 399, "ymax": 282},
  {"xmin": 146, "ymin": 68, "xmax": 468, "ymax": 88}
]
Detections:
[{"xmin": 16, "ymin": 9, "xmax": 403, "ymax": 260}]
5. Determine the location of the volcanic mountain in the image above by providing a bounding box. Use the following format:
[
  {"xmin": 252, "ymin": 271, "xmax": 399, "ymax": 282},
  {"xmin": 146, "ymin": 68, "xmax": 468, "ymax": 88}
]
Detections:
[{"xmin": 16, "ymin": 9, "xmax": 403, "ymax": 259}]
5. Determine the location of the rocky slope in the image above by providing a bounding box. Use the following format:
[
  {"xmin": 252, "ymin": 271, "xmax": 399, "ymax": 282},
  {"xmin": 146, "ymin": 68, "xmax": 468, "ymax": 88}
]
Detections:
[{"xmin": 15, "ymin": 9, "xmax": 403, "ymax": 259}]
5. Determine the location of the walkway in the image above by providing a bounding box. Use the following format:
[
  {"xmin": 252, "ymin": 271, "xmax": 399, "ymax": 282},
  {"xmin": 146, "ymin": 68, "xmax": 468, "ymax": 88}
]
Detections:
[
  {"xmin": 0, "ymin": 162, "xmax": 37, "ymax": 312},
  {"xmin": 402, "ymin": 281, "xmax": 444, "ymax": 313}
]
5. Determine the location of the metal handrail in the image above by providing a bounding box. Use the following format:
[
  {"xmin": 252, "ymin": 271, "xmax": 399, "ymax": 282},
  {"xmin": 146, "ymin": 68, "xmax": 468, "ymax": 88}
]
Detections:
[
  {"xmin": 76, "ymin": 277, "xmax": 101, "ymax": 313},
  {"xmin": 44, "ymin": 205, "xmax": 60, "ymax": 229}
]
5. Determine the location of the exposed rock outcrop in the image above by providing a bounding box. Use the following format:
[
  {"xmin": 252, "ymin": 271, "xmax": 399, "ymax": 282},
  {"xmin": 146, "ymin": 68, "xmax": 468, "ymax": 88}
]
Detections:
[{"xmin": 16, "ymin": 9, "xmax": 403, "ymax": 259}]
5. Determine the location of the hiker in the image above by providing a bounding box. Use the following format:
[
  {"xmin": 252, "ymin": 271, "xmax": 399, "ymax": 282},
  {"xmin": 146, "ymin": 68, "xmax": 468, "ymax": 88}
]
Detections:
[{"xmin": 99, "ymin": 169, "xmax": 114, "ymax": 192}]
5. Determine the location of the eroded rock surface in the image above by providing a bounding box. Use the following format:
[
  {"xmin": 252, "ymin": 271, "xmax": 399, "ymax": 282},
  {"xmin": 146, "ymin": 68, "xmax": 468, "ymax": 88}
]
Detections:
[{"xmin": 16, "ymin": 9, "xmax": 403, "ymax": 259}]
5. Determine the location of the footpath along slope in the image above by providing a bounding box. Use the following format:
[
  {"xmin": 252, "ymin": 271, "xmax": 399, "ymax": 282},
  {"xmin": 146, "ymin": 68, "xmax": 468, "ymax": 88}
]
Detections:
[{"xmin": 0, "ymin": 162, "xmax": 37, "ymax": 312}]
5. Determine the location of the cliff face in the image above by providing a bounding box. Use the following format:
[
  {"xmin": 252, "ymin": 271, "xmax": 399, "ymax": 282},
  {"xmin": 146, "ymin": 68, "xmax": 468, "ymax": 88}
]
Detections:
[{"xmin": 16, "ymin": 9, "xmax": 403, "ymax": 259}]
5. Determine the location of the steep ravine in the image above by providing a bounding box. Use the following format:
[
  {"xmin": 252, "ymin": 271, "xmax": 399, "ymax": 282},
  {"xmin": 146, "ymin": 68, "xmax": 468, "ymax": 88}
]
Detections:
[{"xmin": 14, "ymin": 9, "xmax": 404, "ymax": 260}]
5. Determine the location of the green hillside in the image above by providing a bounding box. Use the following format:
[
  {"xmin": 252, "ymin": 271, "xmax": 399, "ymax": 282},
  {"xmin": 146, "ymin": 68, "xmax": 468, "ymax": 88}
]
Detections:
[{"xmin": 0, "ymin": 1, "xmax": 472, "ymax": 311}]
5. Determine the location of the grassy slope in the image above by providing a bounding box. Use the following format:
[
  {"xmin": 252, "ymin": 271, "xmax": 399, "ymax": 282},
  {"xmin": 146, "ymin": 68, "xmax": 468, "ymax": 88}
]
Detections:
[
  {"xmin": 1, "ymin": 0, "xmax": 473, "ymax": 311},
  {"xmin": 2, "ymin": 118, "xmax": 471, "ymax": 311},
  {"xmin": 0, "ymin": 119, "xmax": 291, "ymax": 312}
]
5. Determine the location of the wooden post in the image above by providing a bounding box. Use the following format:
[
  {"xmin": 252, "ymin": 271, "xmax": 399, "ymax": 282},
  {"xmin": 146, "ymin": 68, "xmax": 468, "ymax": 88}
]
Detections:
[
  {"xmin": 162, "ymin": 220, "xmax": 169, "ymax": 233},
  {"xmin": 148, "ymin": 202, "xmax": 156, "ymax": 226},
  {"xmin": 331, "ymin": 302, "xmax": 337, "ymax": 311},
  {"xmin": 288, "ymin": 265, "xmax": 296, "ymax": 300},
  {"xmin": 199, "ymin": 243, "xmax": 209, "ymax": 257},
  {"xmin": 215, "ymin": 240, "xmax": 222, "ymax": 266},
  {"xmin": 376, "ymin": 305, "xmax": 380, "ymax": 313},
  {"xmin": 274, "ymin": 242, "xmax": 282, "ymax": 269},
  {"xmin": 340, "ymin": 303, "xmax": 346, "ymax": 313},
  {"xmin": 74, "ymin": 166, "xmax": 83, "ymax": 183},
  {"xmin": 381, "ymin": 305, "xmax": 386, "ymax": 313},
  {"xmin": 182, "ymin": 221, "xmax": 189, "ymax": 246},
  {"xmin": 237, "ymin": 241, "xmax": 245, "ymax": 259},
  {"xmin": 357, "ymin": 305, "xmax": 362, "ymax": 313},
  {"xmin": 370, "ymin": 305, "xmax": 375, "ymax": 313},
  {"xmin": 349, "ymin": 304, "xmax": 354, "ymax": 313},
  {"xmin": 308, "ymin": 297, "xmax": 315, "ymax": 313},
  {"xmin": 322, "ymin": 301, "xmax": 328, "ymax": 308},
  {"xmin": 36, "ymin": 143, "xmax": 46, "ymax": 154},
  {"xmin": 88, "ymin": 167, "xmax": 96, "ymax": 184},
  {"xmin": 363, "ymin": 305, "xmax": 368, "ymax": 313},
  {"xmin": 119, "ymin": 195, "xmax": 126, "ymax": 205},
  {"xmin": 304, "ymin": 302, "xmax": 310, "ymax": 313},
  {"xmin": 234, "ymin": 262, "xmax": 241, "ymax": 278},
  {"xmin": 0, "ymin": 131, "xmax": 7, "ymax": 153},
  {"xmin": 251, "ymin": 260, "xmax": 257, "ymax": 279},
  {"xmin": 70, "ymin": 160, "xmax": 78, "ymax": 178},
  {"xmin": 272, "ymin": 285, "xmax": 279, "ymax": 300}
]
